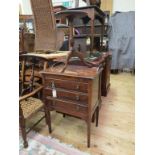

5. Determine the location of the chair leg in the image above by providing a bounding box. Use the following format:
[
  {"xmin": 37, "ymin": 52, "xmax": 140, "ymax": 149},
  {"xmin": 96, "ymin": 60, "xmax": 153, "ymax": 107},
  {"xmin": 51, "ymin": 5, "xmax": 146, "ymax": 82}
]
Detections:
[
  {"xmin": 47, "ymin": 110, "xmax": 52, "ymax": 133},
  {"xmin": 87, "ymin": 119, "xmax": 91, "ymax": 148},
  {"xmin": 96, "ymin": 106, "xmax": 99, "ymax": 127},
  {"xmin": 44, "ymin": 106, "xmax": 52, "ymax": 133},
  {"xmin": 20, "ymin": 117, "xmax": 28, "ymax": 148}
]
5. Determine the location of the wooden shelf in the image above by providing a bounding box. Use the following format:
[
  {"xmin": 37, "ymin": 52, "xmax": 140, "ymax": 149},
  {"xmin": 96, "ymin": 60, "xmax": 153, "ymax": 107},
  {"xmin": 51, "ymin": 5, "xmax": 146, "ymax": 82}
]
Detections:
[{"xmin": 74, "ymin": 34, "xmax": 102, "ymax": 38}]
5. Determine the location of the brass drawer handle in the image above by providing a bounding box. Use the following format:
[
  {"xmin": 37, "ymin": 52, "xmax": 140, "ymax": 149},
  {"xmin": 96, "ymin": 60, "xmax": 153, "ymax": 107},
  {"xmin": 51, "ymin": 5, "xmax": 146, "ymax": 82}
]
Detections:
[
  {"xmin": 76, "ymin": 95, "xmax": 80, "ymax": 101},
  {"xmin": 76, "ymin": 85, "xmax": 80, "ymax": 90},
  {"xmin": 76, "ymin": 105, "xmax": 80, "ymax": 111}
]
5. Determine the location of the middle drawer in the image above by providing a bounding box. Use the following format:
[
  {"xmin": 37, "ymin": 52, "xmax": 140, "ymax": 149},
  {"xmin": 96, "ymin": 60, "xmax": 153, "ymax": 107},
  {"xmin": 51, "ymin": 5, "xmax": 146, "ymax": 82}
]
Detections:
[{"xmin": 44, "ymin": 88, "xmax": 88, "ymax": 105}]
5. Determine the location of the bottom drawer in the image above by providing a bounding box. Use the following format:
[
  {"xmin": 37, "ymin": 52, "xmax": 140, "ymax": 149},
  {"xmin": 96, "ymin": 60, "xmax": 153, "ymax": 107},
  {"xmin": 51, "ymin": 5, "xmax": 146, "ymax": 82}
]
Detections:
[{"xmin": 46, "ymin": 98, "xmax": 88, "ymax": 118}]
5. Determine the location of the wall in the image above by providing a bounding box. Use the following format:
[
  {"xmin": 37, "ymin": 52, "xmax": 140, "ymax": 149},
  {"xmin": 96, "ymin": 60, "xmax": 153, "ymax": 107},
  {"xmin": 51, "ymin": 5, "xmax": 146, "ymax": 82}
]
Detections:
[
  {"xmin": 20, "ymin": 0, "xmax": 86, "ymax": 15},
  {"xmin": 101, "ymin": 0, "xmax": 113, "ymax": 14},
  {"xmin": 20, "ymin": 0, "xmax": 135, "ymax": 15},
  {"xmin": 113, "ymin": 0, "xmax": 135, "ymax": 13},
  {"xmin": 78, "ymin": 0, "xmax": 86, "ymax": 7},
  {"xmin": 21, "ymin": 0, "xmax": 32, "ymax": 14}
]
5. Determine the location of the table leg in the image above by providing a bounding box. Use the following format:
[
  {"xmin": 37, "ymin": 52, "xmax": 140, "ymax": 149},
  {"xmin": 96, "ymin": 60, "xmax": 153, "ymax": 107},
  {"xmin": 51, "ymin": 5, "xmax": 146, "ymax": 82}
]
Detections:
[
  {"xmin": 96, "ymin": 106, "xmax": 99, "ymax": 127},
  {"xmin": 87, "ymin": 119, "xmax": 91, "ymax": 147}
]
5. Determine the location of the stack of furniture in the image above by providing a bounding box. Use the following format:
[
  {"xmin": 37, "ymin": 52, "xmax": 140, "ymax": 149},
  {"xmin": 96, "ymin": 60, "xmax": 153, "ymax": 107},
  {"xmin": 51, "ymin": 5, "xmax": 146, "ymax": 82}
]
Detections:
[
  {"xmin": 55, "ymin": 5, "xmax": 112, "ymax": 96},
  {"xmin": 19, "ymin": 0, "xmax": 112, "ymax": 148},
  {"xmin": 56, "ymin": 5, "xmax": 106, "ymax": 54}
]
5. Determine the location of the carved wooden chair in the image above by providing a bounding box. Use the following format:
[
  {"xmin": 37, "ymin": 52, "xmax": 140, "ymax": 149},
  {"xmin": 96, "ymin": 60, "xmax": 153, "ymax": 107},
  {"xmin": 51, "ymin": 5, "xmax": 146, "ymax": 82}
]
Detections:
[
  {"xmin": 19, "ymin": 55, "xmax": 52, "ymax": 148},
  {"xmin": 19, "ymin": 55, "xmax": 47, "ymax": 95}
]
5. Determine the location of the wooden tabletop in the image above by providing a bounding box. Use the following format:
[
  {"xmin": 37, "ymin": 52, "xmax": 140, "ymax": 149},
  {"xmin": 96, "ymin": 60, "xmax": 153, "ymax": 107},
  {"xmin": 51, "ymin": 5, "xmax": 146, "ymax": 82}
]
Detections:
[
  {"xmin": 69, "ymin": 5, "xmax": 105, "ymax": 17},
  {"xmin": 55, "ymin": 10, "xmax": 88, "ymax": 19},
  {"xmin": 40, "ymin": 65, "xmax": 102, "ymax": 79},
  {"xmin": 22, "ymin": 51, "xmax": 70, "ymax": 60}
]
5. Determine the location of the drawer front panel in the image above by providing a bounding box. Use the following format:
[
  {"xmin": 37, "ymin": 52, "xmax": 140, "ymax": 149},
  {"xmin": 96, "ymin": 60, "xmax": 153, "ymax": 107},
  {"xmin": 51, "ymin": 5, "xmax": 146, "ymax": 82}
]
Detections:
[
  {"xmin": 44, "ymin": 78, "xmax": 88, "ymax": 93},
  {"xmin": 46, "ymin": 98, "xmax": 88, "ymax": 118},
  {"xmin": 44, "ymin": 88, "xmax": 88, "ymax": 104}
]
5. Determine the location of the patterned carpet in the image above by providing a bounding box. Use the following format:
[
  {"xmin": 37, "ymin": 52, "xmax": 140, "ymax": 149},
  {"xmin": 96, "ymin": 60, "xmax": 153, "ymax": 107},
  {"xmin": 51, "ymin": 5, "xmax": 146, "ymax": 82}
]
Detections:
[{"xmin": 19, "ymin": 131, "xmax": 90, "ymax": 155}]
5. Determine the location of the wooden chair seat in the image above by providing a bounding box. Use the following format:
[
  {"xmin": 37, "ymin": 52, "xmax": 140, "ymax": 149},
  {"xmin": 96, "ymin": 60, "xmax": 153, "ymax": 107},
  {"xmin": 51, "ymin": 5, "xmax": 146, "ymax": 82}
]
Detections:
[
  {"xmin": 20, "ymin": 97, "xmax": 44, "ymax": 119},
  {"xmin": 19, "ymin": 85, "xmax": 51, "ymax": 148}
]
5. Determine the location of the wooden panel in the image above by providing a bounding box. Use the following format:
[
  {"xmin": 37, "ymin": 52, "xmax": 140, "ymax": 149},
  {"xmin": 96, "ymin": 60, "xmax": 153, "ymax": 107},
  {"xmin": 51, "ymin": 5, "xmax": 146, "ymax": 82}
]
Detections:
[
  {"xmin": 91, "ymin": 75, "xmax": 99, "ymax": 110},
  {"xmin": 19, "ymin": 3, "xmax": 22, "ymax": 15},
  {"xmin": 46, "ymin": 97, "xmax": 88, "ymax": 118}
]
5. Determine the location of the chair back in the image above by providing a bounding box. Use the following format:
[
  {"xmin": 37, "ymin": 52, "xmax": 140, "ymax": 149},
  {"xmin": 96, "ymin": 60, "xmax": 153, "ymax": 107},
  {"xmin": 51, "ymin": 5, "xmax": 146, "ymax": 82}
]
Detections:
[
  {"xmin": 30, "ymin": 0, "xmax": 63, "ymax": 52},
  {"xmin": 19, "ymin": 54, "xmax": 47, "ymax": 96}
]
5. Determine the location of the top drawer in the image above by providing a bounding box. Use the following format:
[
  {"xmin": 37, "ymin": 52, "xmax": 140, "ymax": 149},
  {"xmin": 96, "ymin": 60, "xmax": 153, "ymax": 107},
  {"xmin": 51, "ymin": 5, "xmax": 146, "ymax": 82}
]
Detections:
[{"xmin": 44, "ymin": 78, "xmax": 88, "ymax": 93}]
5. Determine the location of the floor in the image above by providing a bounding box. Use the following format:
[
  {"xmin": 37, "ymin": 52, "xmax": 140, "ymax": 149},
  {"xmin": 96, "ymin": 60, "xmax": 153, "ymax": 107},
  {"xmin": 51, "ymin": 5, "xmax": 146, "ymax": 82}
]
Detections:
[{"xmin": 29, "ymin": 73, "xmax": 135, "ymax": 155}]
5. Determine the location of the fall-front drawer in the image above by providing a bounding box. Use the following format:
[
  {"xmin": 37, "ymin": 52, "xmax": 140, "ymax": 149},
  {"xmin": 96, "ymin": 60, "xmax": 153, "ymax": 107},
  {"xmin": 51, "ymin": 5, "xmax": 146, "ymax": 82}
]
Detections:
[
  {"xmin": 46, "ymin": 96, "xmax": 88, "ymax": 118},
  {"xmin": 44, "ymin": 78, "xmax": 88, "ymax": 93},
  {"xmin": 44, "ymin": 88, "xmax": 88, "ymax": 105}
]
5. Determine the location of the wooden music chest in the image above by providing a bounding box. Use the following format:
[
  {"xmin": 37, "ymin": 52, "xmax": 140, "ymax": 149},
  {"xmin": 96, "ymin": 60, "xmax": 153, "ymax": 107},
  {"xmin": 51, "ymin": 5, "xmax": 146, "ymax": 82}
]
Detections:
[{"xmin": 40, "ymin": 65, "xmax": 103, "ymax": 147}]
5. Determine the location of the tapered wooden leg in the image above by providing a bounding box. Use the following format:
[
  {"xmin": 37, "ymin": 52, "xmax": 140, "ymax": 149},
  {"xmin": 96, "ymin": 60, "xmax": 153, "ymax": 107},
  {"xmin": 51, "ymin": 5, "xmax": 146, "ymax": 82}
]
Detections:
[
  {"xmin": 92, "ymin": 112, "xmax": 95, "ymax": 123},
  {"xmin": 96, "ymin": 106, "xmax": 99, "ymax": 127},
  {"xmin": 63, "ymin": 113, "xmax": 66, "ymax": 117},
  {"xmin": 87, "ymin": 120, "xmax": 91, "ymax": 148},
  {"xmin": 44, "ymin": 106, "xmax": 52, "ymax": 133},
  {"xmin": 47, "ymin": 110, "xmax": 52, "ymax": 133},
  {"xmin": 44, "ymin": 112, "xmax": 48, "ymax": 124},
  {"xmin": 44, "ymin": 106, "xmax": 48, "ymax": 124},
  {"xmin": 20, "ymin": 117, "xmax": 28, "ymax": 148}
]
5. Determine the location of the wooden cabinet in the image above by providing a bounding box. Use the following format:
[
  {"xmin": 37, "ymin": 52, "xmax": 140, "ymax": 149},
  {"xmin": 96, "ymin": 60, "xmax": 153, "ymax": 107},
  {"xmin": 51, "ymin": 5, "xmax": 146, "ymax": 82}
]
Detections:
[
  {"xmin": 40, "ymin": 65, "xmax": 103, "ymax": 147},
  {"xmin": 68, "ymin": 6, "xmax": 106, "ymax": 53},
  {"xmin": 101, "ymin": 53, "xmax": 112, "ymax": 96},
  {"xmin": 53, "ymin": 5, "xmax": 67, "ymax": 24}
]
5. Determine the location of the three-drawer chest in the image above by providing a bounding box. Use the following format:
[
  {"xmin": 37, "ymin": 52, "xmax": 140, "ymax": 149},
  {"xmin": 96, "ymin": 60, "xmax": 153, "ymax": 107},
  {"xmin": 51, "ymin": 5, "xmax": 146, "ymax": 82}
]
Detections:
[{"xmin": 40, "ymin": 65, "xmax": 103, "ymax": 147}]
